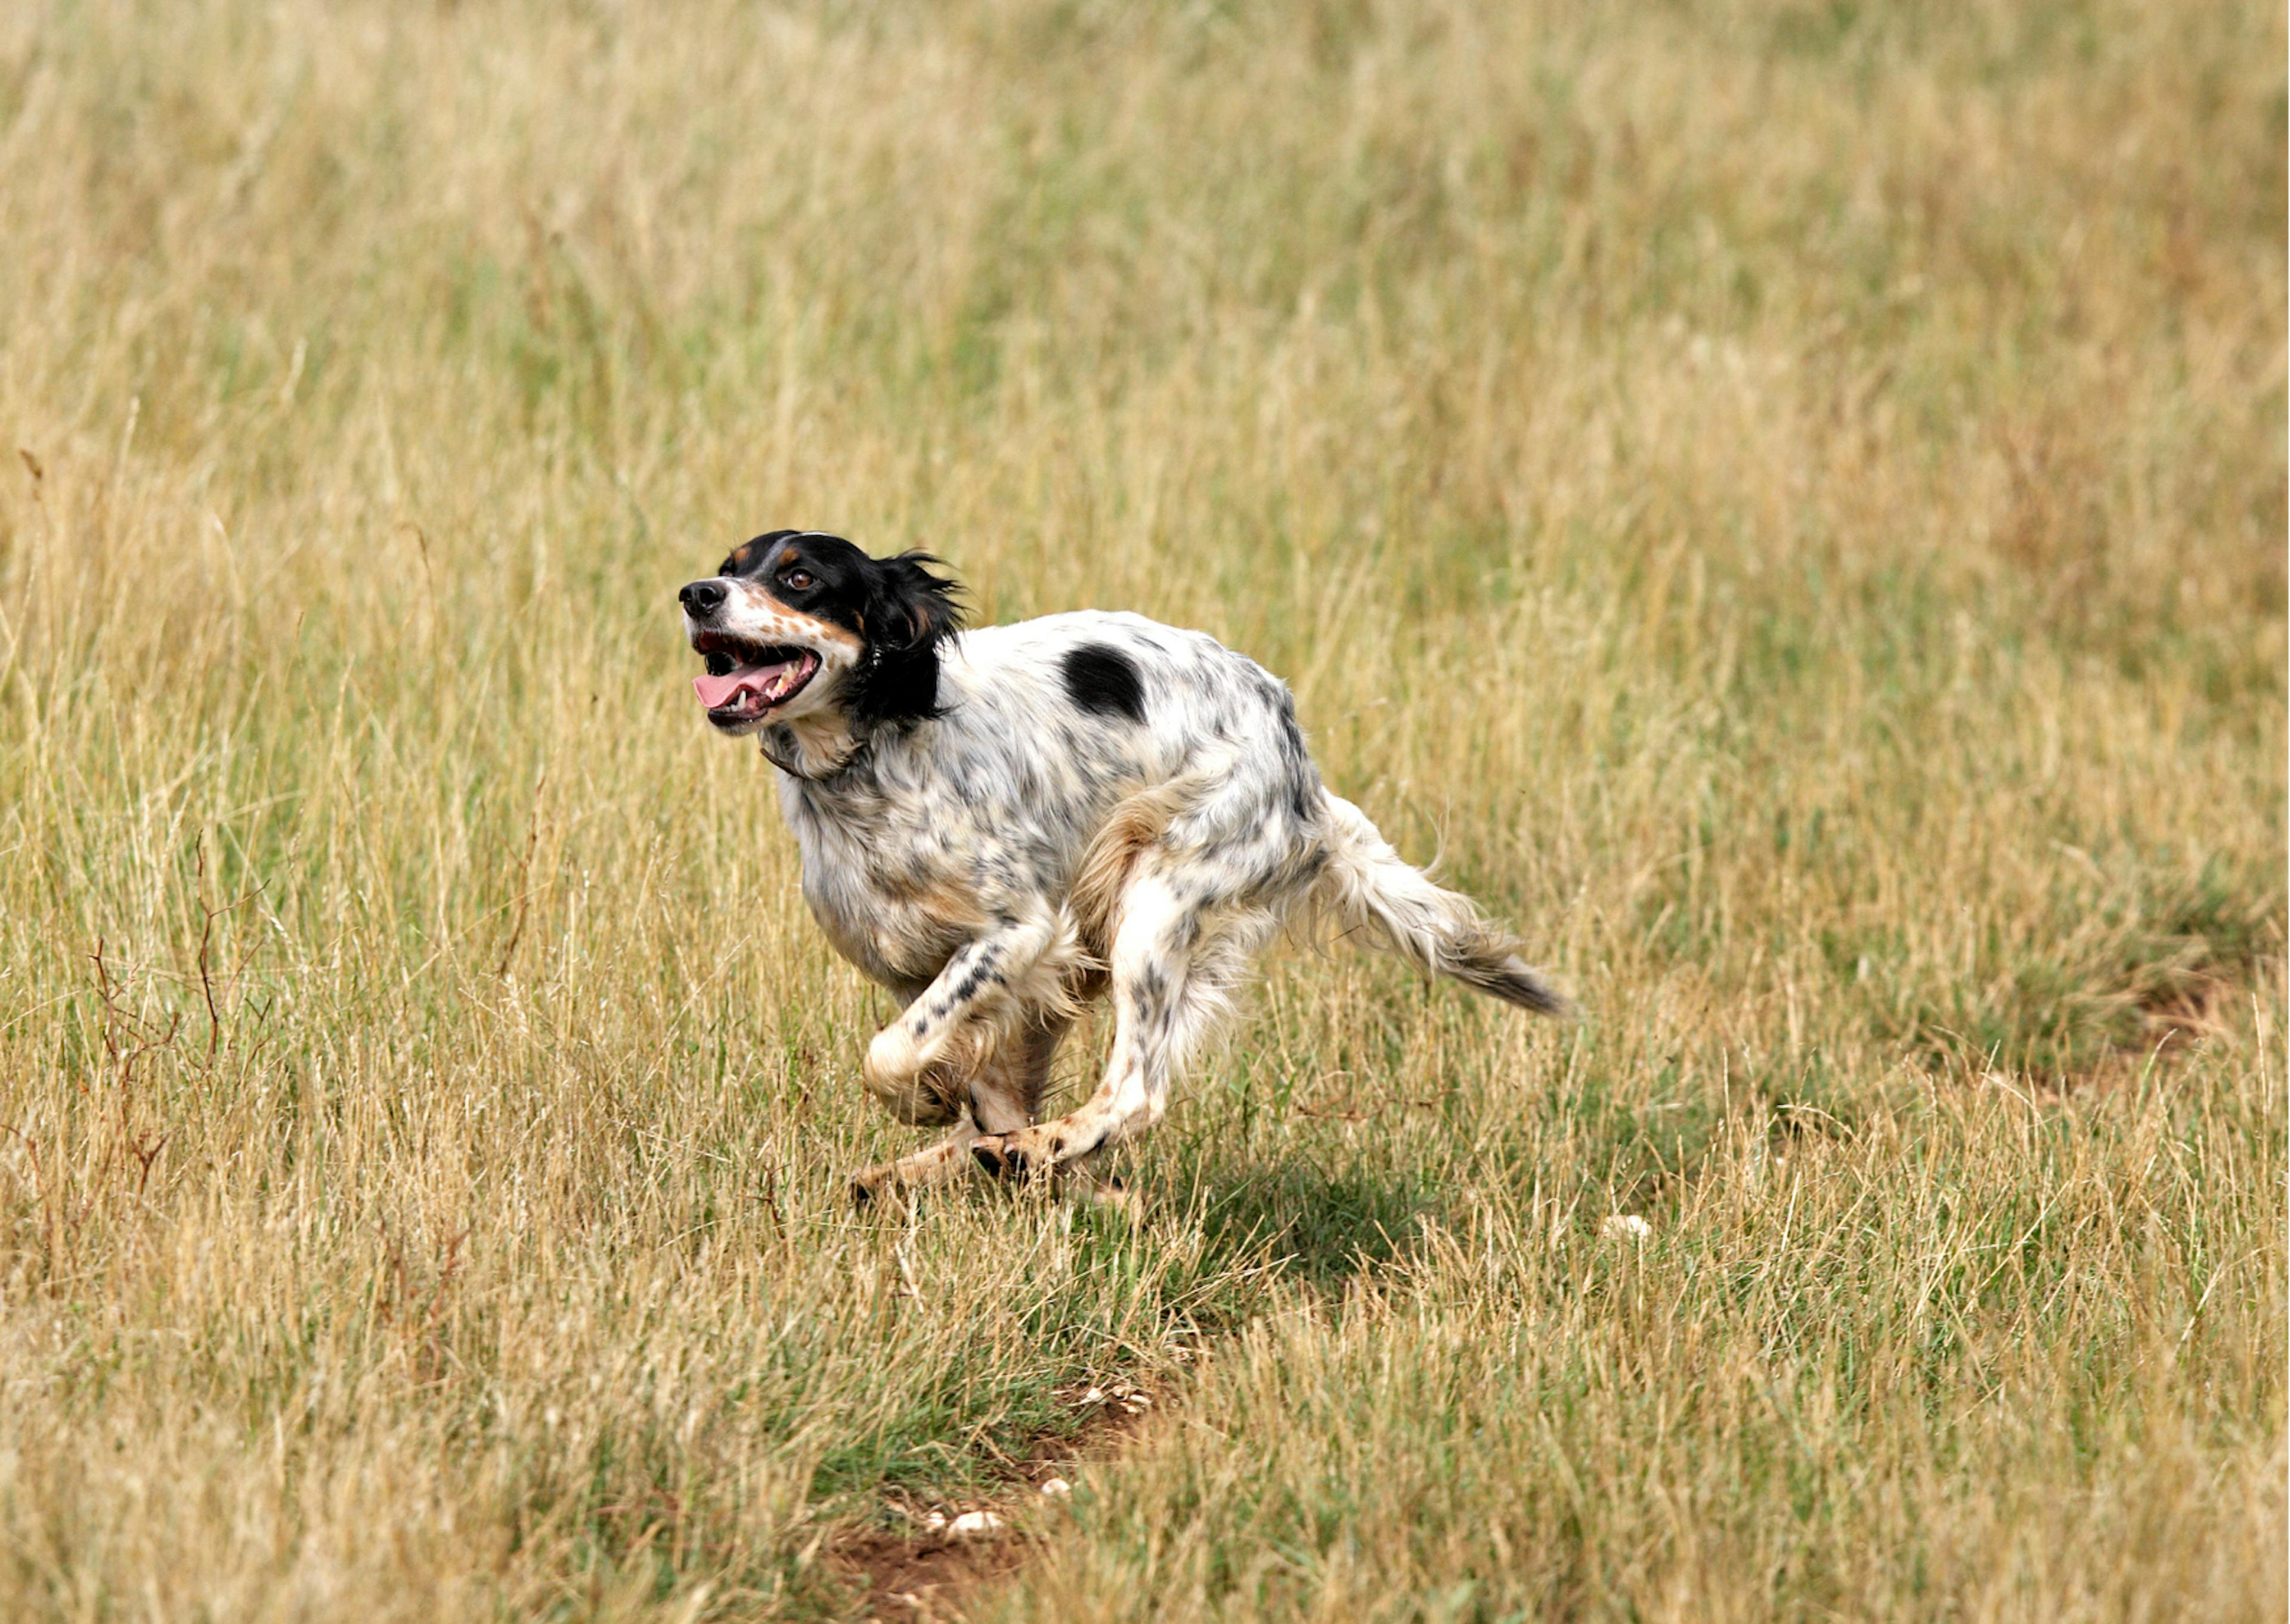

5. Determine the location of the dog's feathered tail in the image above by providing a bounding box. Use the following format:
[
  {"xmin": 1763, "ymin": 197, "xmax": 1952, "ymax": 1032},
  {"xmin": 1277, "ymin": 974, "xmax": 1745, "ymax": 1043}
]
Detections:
[{"xmin": 1311, "ymin": 793, "xmax": 1572, "ymax": 1017}]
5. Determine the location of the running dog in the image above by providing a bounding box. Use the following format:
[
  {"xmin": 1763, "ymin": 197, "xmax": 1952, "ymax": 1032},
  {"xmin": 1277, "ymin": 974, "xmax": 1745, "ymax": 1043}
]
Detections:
[{"xmin": 679, "ymin": 531, "xmax": 1568, "ymax": 1201}]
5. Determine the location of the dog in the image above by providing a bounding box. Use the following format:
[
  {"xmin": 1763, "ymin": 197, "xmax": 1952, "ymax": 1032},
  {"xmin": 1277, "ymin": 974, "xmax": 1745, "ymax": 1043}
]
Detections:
[{"xmin": 679, "ymin": 531, "xmax": 1569, "ymax": 1201}]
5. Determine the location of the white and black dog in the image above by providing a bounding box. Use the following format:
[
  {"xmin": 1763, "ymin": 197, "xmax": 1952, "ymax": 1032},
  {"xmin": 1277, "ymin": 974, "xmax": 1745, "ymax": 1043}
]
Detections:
[{"xmin": 679, "ymin": 531, "xmax": 1568, "ymax": 1201}]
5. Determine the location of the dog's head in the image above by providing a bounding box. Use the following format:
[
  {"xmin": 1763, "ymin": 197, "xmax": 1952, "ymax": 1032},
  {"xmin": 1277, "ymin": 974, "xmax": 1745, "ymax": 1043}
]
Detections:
[{"xmin": 678, "ymin": 531, "xmax": 963, "ymax": 736}]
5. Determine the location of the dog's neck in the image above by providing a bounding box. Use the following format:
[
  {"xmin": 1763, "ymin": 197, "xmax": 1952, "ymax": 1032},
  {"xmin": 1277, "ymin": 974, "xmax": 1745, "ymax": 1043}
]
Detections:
[{"xmin": 762, "ymin": 712, "xmax": 871, "ymax": 782}]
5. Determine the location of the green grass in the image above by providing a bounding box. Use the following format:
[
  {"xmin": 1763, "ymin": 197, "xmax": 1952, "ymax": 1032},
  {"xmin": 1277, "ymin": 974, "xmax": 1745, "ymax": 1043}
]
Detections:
[{"xmin": 0, "ymin": 0, "xmax": 2281, "ymax": 1619}]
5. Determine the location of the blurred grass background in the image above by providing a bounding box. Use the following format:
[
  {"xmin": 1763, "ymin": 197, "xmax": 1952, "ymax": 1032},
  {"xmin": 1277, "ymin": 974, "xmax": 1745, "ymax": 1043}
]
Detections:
[{"xmin": 0, "ymin": 1, "xmax": 2281, "ymax": 1619}]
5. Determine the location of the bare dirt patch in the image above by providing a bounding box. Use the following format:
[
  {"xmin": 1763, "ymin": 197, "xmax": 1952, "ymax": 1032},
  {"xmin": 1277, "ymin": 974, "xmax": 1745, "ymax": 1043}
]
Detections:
[
  {"xmin": 832, "ymin": 1527, "xmax": 1033, "ymax": 1624},
  {"xmin": 827, "ymin": 1380, "xmax": 1159, "ymax": 1621}
]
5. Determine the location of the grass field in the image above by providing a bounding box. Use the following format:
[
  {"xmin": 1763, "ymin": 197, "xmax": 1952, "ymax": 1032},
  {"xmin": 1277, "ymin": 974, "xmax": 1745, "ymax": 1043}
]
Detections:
[{"xmin": 1, "ymin": 1, "xmax": 2284, "ymax": 1619}]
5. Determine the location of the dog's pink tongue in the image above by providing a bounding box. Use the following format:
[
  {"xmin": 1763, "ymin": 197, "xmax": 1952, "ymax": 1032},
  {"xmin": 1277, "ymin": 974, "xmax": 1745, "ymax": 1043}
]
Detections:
[
  {"xmin": 693, "ymin": 671, "xmax": 751, "ymax": 709},
  {"xmin": 694, "ymin": 657, "xmax": 802, "ymax": 711}
]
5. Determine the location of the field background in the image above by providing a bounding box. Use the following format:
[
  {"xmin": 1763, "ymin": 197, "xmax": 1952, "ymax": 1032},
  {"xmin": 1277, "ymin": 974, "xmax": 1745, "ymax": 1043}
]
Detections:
[{"xmin": 1, "ymin": 1, "xmax": 2283, "ymax": 1619}]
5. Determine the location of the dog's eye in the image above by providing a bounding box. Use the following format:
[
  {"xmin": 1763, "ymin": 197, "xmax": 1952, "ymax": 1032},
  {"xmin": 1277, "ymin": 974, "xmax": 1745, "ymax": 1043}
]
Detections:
[
  {"xmin": 782, "ymin": 569, "xmax": 814, "ymax": 591},
  {"xmin": 704, "ymin": 650, "xmax": 734, "ymax": 677}
]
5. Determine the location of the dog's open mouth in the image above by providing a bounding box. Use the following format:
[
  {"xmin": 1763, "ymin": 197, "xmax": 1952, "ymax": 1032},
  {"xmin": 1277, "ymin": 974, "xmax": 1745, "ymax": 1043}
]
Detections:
[{"xmin": 691, "ymin": 635, "xmax": 822, "ymax": 724}]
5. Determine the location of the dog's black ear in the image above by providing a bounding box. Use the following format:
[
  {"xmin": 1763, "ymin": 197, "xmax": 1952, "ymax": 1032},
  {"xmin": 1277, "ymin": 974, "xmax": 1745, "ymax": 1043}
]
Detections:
[{"xmin": 852, "ymin": 551, "xmax": 964, "ymax": 725}]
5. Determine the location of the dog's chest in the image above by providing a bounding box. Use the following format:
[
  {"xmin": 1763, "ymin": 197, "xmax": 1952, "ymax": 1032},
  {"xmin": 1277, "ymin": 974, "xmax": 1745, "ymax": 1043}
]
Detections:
[{"xmin": 780, "ymin": 786, "xmax": 992, "ymax": 991}]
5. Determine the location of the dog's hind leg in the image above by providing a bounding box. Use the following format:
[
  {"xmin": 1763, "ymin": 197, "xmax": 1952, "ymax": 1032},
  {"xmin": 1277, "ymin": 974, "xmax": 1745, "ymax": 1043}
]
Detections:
[
  {"xmin": 970, "ymin": 1015, "xmax": 1067, "ymax": 1131},
  {"xmin": 852, "ymin": 1017, "xmax": 1067, "ymax": 1205},
  {"xmin": 974, "ymin": 873, "xmax": 1279, "ymax": 1181},
  {"xmin": 850, "ymin": 1127, "xmax": 977, "ymax": 1205}
]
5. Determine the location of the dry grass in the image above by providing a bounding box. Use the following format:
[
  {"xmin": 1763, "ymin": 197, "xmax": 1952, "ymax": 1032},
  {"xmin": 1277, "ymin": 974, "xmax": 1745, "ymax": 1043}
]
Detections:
[{"xmin": 0, "ymin": 1, "xmax": 2282, "ymax": 1619}]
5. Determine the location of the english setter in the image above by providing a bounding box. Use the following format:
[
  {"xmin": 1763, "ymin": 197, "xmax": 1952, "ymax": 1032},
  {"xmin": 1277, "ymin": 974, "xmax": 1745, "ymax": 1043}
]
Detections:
[{"xmin": 679, "ymin": 531, "xmax": 1568, "ymax": 1201}]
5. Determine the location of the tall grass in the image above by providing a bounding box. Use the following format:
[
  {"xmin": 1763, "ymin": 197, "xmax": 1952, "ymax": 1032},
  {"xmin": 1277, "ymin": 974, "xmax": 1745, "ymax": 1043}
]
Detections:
[{"xmin": 0, "ymin": 1, "xmax": 2280, "ymax": 1619}]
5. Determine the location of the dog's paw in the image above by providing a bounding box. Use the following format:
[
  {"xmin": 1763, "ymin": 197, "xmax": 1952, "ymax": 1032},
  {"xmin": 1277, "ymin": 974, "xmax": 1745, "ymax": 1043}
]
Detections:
[
  {"xmin": 864, "ymin": 1022, "xmax": 921, "ymax": 1083},
  {"xmin": 971, "ymin": 1130, "xmax": 1059, "ymax": 1180},
  {"xmin": 971, "ymin": 1126, "xmax": 1082, "ymax": 1182},
  {"xmin": 862, "ymin": 1032, "xmax": 963, "ymax": 1127},
  {"xmin": 861, "ymin": 1027, "xmax": 922, "ymax": 1104},
  {"xmin": 969, "ymin": 1133, "xmax": 1027, "ymax": 1180}
]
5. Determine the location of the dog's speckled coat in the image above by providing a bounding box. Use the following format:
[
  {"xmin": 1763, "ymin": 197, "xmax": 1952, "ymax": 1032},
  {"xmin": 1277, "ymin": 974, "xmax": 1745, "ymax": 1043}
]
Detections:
[{"xmin": 678, "ymin": 532, "xmax": 1568, "ymax": 1200}]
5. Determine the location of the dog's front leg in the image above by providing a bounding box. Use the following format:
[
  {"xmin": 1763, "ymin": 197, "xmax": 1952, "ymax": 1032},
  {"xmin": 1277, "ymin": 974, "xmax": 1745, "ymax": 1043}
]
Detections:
[
  {"xmin": 850, "ymin": 1018, "xmax": 1066, "ymax": 1207},
  {"xmin": 859, "ymin": 912, "xmax": 1058, "ymax": 1126}
]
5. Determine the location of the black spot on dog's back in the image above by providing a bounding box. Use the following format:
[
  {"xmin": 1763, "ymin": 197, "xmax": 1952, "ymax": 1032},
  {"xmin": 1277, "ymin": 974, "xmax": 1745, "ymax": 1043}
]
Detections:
[{"xmin": 1062, "ymin": 644, "xmax": 1147, "ymax": 723}]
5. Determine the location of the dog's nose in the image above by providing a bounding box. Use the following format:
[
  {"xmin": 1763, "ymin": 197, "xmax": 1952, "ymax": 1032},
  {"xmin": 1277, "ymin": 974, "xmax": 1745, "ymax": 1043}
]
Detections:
[{"xmin": 679, "ymin": 579, "xmax": 727, "ymax": 616}]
